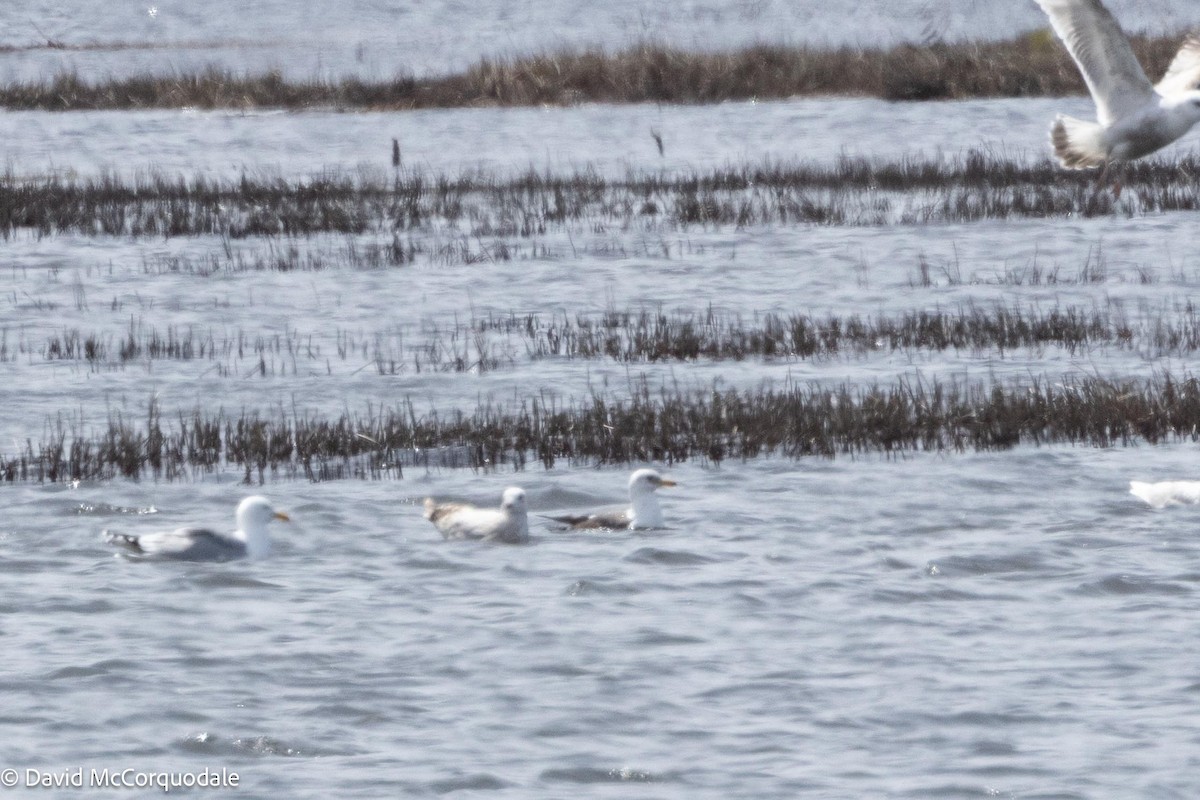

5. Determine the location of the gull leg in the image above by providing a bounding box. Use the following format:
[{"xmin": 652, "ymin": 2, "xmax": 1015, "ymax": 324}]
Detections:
[{"xmin": 1097, "ymin": 160, "xmax": 1121, "ymax": 199}]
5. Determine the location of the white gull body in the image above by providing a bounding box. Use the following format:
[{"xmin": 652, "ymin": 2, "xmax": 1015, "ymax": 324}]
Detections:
[
  {"xmin": 1129, "ymin": 480, "xmax": 1200, "ymax": 509},
  {"xmin": 424, "ymin": 486, "xmax": 530, "ymax": 544},
  {"xmin": 104, "ymin": 495, "xmax": 289, "ymax": 561},
  {"xmin": 1035, "ymin": 0, "xmax": 1200, "ymax": 168},
  {"xmin": 548, "ymin": 468, "xmax": 677, "ymax": 530}
]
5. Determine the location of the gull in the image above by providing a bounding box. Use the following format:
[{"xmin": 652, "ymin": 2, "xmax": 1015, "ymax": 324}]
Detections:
[
  {"xmin": 546, "ymin": 468, "xmax": 677, "ymax": 530},
  {"xmin": 424, "ymin": 486, "xmax": 530, "ymax": 544},
  {"xmin": 104, "ymin": 496, "xmax": 290, "ymax": 561},
  {"xmin": 1035, "ymin": 0, "xmax": 1200, "ymax": 171},
  {"xmin": 1129, "ymin": 480, "xmax": 1200, "ymax": 509}
]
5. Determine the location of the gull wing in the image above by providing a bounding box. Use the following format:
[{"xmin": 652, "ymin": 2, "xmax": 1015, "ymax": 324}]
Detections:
[
  {"xmin": 106, "ymin": 527, "xmax": 246, "ymax": 561},
  {"xmin": 1035, "ymin": 0, "xmax": 1156, "ymax": 125},
  {"xmin": 544, "ymin": 506, "xmax": 632, "ymax": 531},
  {"xmin": 1156, "ymin": 35, "xmax": 1200, "ymax": 97},
  {"xmin": 153, "ymin": 529, "xmax": 247, "ymax": 560}
]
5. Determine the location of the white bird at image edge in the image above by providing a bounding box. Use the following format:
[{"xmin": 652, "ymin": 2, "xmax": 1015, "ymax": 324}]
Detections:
[{"xmin": 1129, "ymin": 480, "xmax": 1200, "ymax": 509}]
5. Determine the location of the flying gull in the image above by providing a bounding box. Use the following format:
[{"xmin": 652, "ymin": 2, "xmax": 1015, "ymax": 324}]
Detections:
[
  {"xmin": 1035, "ymin": 0, "xmax": 1200, "ymax": 169},
  {"xmin": 546, "ymin": 468, "xmax": 677, "ymax": 530},
  {"xmin": 104, "ymin": 495, "xmax": 290, "ymax": 561},
  {"xmin": 424, "ymin": 486, "xmax": 530, "ymax": 543}
]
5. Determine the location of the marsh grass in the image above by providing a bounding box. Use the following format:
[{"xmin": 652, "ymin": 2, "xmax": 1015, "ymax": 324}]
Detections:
[
  {"xmin": 6, "ymin": 371, "xmax": 1200, "ymax": 483},
  {"xmin": 15, "ymin": 299, "xmax": 1200, "ymax": 374},
  {"xmin": 5, "ymin": 152, "xmax": 1200, "ymax": 241},
  {"xmin": 0, "ymin": 33, "xmax": 1186, "ymax": 110}
]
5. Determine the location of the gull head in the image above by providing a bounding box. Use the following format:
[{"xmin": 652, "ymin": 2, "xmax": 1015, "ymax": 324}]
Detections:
[
  {"xmin": 628, "ymin": 468, "xmax": 677, "ymax": 497},
  {"xmin": 235, "ymin": 495, "xmax": 289, "ymax": 559},
  {"xmin": 237, "ymin": 495, "xmax": 290, "ymax": 530},
  {"xmin": 500, "ymin": 487, "xmax": 528, "ymax": 516}
]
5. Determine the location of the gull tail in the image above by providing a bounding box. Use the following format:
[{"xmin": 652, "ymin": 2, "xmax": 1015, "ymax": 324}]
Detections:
[
  {"xmin": 423, "ymin": 497, "xmax": 458, "ymax": 524},
  {"xmin": 1050, "ymin": 115, "xmax": 1107, "ymax": 169},
  {"xmin": 103, "ymin": 530, "xmax": 144, "ymax": 553}
]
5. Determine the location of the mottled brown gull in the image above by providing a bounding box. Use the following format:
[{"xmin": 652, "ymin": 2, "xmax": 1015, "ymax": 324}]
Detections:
[
  {"xmin": 1035, "ymin": 0, "xmax": 1200, "ymax": 169},
  {"xmin": 546, "ymin": 468, "xmax": 677, "ymax": 530},
  {"xmin": 104, "ymin": 496, "xmax": 290, "ymax": 561},
  {"xmin": 424, "ymin": 486, "xmax": 530, "ymax": 544}
]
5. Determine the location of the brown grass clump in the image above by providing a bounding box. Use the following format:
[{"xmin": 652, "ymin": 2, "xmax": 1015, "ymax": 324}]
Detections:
[
  {"xmin": 5, "ymin": 372, "xmax": 1200, "ymax": 483},
  {"xmin": 0, "ymin": 32, "xmax": 1187, "ymax": 111},
  {"xmin": 4, "ymin": 152, "xmax": 1200, "ymax": 240}
]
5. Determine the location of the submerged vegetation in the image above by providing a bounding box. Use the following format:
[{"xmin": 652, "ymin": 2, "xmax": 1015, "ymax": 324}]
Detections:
[
  {"xmin": 6, "ymin": 372, "xmax": 1200, "ymax": 483},
  {"xmin": 4, "ymin": 151, "xmax": 1200, "ymax": 241},
  {"xmin": 0, "ymin": 32, "xmax": 1187, "ymax": 110}
]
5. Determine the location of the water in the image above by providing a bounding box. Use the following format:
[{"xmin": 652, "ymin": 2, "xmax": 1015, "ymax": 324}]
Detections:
[
  {"xmin": 1, "ymin": 0, "xmax": 1197, "ymax": 80},
  {"xmin": 0, "ymin": 97, "xmax": 1107, "ymax": 178},
  {"xmin": 6, "ymin": 449, "xmax": 1200, "ymax": 797},
  {"xmin": 5, "ymin": 0, "xmax": 1200, "ymax": 796}
]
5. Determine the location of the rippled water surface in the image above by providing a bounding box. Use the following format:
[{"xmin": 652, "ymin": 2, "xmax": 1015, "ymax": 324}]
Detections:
[
  {"xmin": 6, "ymin": 448, "xmax": 1200, "ymax": 798},
  {"xmin": 5, "ymin": 0, "xmax": 1200, "ymax": 797}
]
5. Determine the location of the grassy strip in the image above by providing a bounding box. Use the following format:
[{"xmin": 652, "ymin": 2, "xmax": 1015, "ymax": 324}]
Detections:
[
  {"xmin": 16, "ymin": 301, "xmax": 1200, "ymax": 372},
  {"xmin": 3, "ymin": 372, "xmax": 1198, "ymax": 483},
  {"xmin": 3, "ymin": 153, "xmax": 1200, "ymax": 239},
  {"xmin": 129, "ymin": 240, "xmax": 1163, "ymax": 281},
  {"xmin": 0, "ymin": 33, "xmax": 1186, "ymax": 110}
]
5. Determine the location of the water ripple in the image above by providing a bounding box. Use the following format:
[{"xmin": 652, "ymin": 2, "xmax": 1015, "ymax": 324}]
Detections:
[
  {"xmin": 563, "ymin": 578, "xmax": 639, "ymax": 596},
  {"xmin": 622, "ymin": 547, "xmax": 717, "ymax": 566},
  {"xmin": 44, "ymin": 659, "xmax": 140, "ymax": 681},
  {"xmin": 428, "ymin": 774, "xmax": 509, "ymax": 793},
  {"xmin": 539, "ymin": 766, "xmax": 673, "ymax": 784},
  {"xmin": 1072, "ymin": 574, "xmax": 1192, "ymax": 596}
]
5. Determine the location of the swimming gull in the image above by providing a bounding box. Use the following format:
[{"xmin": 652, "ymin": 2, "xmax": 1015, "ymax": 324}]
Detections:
[
  {"xmin": 1129, "ymin": 480, "xmax": 1200, "ymax": 509},
  {"xmin": 546, "ymin": 468, "xmax": 677, "ymax": 530},
  {"xmin": 424, "ymin": 486, "xmax": 530, "ymax": 543},
  {"xmin": 1035, "ymin": 0, "xmax": 1200, "ymax": 169},
  {"xmin": 104, "ymin": 495, "xmax": 290, "ymax": 561}
]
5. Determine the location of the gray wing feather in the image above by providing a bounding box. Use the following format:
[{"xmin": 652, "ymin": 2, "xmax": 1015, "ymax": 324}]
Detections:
[
  {"xmin": 163, "ymin": 529, "xmax": 246, "ymax": 561},
  {"xmin": 1036, "ymin": 0, "xmax": 1155, "ymax": 125},
  {"xmin": 108, "ymin": 527, "xmax": 246, "ymax": 561}
]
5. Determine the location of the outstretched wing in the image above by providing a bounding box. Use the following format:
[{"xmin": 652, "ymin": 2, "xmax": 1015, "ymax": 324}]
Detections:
[
  {"xmin": 1035, "ymin": 0, "xmax": 1156, "ymax": 125},
  {"xmin": 1156, "ymin": 35, "xmax": 1200, "ymax": 97}
]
